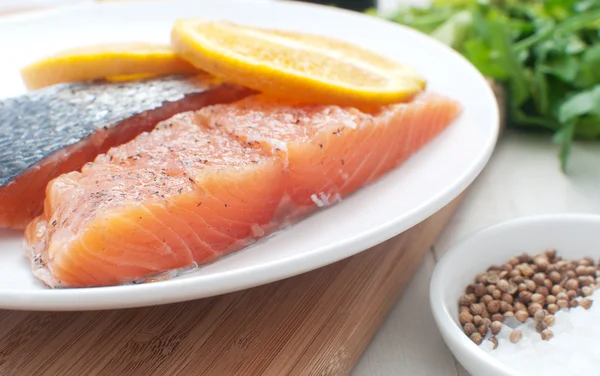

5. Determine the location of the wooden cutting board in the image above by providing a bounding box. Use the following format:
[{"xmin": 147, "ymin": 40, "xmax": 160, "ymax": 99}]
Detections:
[{"xmin": 0, "ymin": 194, "xmax": 465, "ymax": 376}]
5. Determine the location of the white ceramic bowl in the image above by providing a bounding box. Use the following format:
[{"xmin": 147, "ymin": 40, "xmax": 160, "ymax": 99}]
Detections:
[{"xmin": 430, "ymin": 214, "xmax": 600, "ymax": 376}]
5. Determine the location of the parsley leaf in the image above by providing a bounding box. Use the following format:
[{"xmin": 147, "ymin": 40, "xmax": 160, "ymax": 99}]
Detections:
[{"xmin": 372, "ymin": 0, "xmax": 600, "ymax": 172}]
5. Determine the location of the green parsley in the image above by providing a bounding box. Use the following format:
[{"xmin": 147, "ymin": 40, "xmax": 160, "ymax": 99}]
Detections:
[{"xmin": 370, "ymin": 0, "xmax": 600, "ymax": 171}]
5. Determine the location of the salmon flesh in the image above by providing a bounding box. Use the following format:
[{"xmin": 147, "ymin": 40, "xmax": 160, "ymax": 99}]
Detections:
[
  {"xmin": 0, "ymin": 75, "xmax": 253, "ymax": 229},
  {"xmin": 25, "ymin": 93, "xmax": 462, "ymax": 288}
]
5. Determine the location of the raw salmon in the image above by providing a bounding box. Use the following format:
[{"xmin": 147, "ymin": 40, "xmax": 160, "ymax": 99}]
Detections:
[
  {"xmin": 0, "ymin": 74, "xmax": 253, "ymax": 229},
  {"xmin": 196, "ymin": 93, "xmax": 461, "ymax": 214},
  {"xmin": 25, "ymin": 92, "xmax": 461, "ymax": 288}
]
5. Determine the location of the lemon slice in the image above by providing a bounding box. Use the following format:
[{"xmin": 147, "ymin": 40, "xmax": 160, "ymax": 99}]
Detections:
[
  {"xmin": 171, "ymin": 20, "xmax": 426, "ymax": 106},
  {"xmin": 21, "ymin": 43, "xmax": 200, "ymax": 90}
]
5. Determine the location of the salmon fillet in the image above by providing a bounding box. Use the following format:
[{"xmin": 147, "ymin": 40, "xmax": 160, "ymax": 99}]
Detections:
[
  {"xmin": 196, "ymin": 93, "xmax": 461, "ymax": 213},
  {"xmin": 25, "ymin": 93, "xmax": 461, "ymax": 288},
  {"xmin": 0, "ymin": 75, "xmax": 253, "ymax": 229}
]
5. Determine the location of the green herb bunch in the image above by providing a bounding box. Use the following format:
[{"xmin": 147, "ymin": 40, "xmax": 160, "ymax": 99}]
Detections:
[{"xmin": 371, "ymin": 0, "xmax": 600, "ymax": 171}]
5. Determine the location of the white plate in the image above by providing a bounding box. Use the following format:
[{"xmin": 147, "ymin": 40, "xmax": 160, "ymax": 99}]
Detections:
[
  {"xmin": 0, "ymin": 0, "xmax": 499, "ymax": 311},
  {"xmin": 430, "ymin": 214, "xmax": 600, "ymax": 376}
]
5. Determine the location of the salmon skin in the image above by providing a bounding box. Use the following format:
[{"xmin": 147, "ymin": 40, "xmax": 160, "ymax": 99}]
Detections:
[
  {"xmin": 0, "ymin": 74, "xmax": 253, "ymax": 229},
  {"xmin": 25, "ymin": 92, "xmax": 462, "ymax": 288}
]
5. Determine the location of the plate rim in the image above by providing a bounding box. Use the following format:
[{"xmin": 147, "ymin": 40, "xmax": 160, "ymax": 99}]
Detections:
[{"xmin": 0, "ymin": 0, "xmax": 500, "ymax": 311}]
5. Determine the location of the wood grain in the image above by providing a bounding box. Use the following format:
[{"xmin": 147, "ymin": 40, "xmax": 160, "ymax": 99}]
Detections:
[{"xmin": 0, "ymin": 194, "xmax": 464, "ymax": 376}]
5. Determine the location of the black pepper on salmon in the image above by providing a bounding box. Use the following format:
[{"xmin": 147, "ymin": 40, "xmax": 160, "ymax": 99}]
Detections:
[{"xmin": 0, "ymin": 74, "xmax": 254, "ymax": 229}]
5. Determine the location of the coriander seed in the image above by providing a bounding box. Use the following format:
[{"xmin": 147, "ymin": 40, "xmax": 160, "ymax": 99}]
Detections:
[
  {"xmin": 474, "ymin": 283, "xmax": 486, "ymax": 297},
  {"xmin": 536, "ymin": 286, "xmax": 549, "ymax": 297},
  {"xmin": 543, "ymin": 315, "xmax": 555, "ymax": 327},
  {"xmin": 481, "ymin": 294, "xmax": 493, "ymax": 304},
  {"xmin": 521, "ymin": 264, "xmax": 535, "ymax": 277},
  {"xmin": 510, "ymin": 329, "xmax": 522, "ymax": 344},
  {"xmin": 533, "ymin": 273, "xmax": 545, "ymax": 286},
  {"xmin": 519, "ymin": 290, "xmax": 532, "ymax": 303},
  {"xmin": 487, "ymin": 336, "xmax": 499, "ymax": 349},
  {"xmin": 463, "ymin": 322, "xmax": 476, "ymax": 336},
  {"xmin": 533, "ymin": 309, "xmax": 546, "ymax": 322},
  {"xmin": 535, "ymin": 321, "xmax": 546, "ymax": 333},
  {"xmin": 500, "ymin": 301, "xmax": 512, "ymax": 313},
  {"xmin": 459, "ymin": 311, "xmax": 473, "ymax": 325},
  {"xmin": 525, "ymin": 280, "xmax": 536, "ymax": 292},
  {"xmin": 487, "ymin": 273, "xmax": 499, "ymax": 284},
  {"xmin": 511, "ymin": 275, "xmax": 524, "ymax": 284},
  {"xmin": 492, "ymin": 289, "xmax": 502, "ymax": 300},
  {"xmin": 470, "ymin": 303, "xmax": 483, "ymax": 316},
  {"xmin": 501, "ymin": 293, "xmax": 513, "ymax": 305},
  {"xmin": 533, "ymin": 256, "xmax": 549, "ymax": 271},
  {"xmin": 580, "ymin": 298, "xmax": 593, "ymax": 310},
  {"xmin": 491, "ymin": 313, "xmax": 504, "ymax": 322},
  {"xmin": 549, "ymin": 271, "xmax": 562, "ymax": 283},
  {"xmin": 518, "ymin": 283, "xmax": 528, "ymax": 293},
  {"xmin": 470, "ymin": 332, "xmax": 483, "ymax": 345},
  {"xmin": 487, "ymin": 300, "xmax": 500, "ymax": 314},
  {"xmin": 491, "ymin": 321, "xmax": 502, "ymax": 335},
  {"xmin": 547, "ymin": 303, "xmax": 559, "ymax": 314},
  {"xmin": 575, "ymin": 265, "xmax": 587, "ymax": 276},
  {"xmin": 477, "ymin": 324, "xmax": 488, "ymax": 337},
  {"xmin": 579, "ymin": 276, "xmax": 594, "ymax": 286},
  {"xmin": 458, "ymin": 249, "xmax": 600, "ymax": 350},
  {"xmin": 556, "ymin": 292, "xmax": 568, "ymax": 301},
  {"xmin": 509, "ymin": 270, "xmax": 521, "ymax": 279},
  {"xmin": 497, "ymin": 279, "xmax": 509, "ymax": 293},
  {"xmin": 566, "ymin": 279, "xmax": 579, "ymax": 290},
  {"xmin": 557, "ymin": 299, "xmax": 569, "ymax": 310},
  {"xmin": 531, "ymin": 293, "xmax": 545, "ymax": 305},
  {"xmin": 541, "ymin": 329, "xmax": 553, "ymax": 341},
  {"xmin": 515, "ymin": 310, "xmax": 529, "ymax": 323},
  {"xmin": 514, "ymin": 302, "xmax": 527, "ymax": 311},
  {"xmin": 528, "ymin": 303, "xmax": 543, "ymax": 316},
  {"xmin": 459, "ymin": 295, "xmax": 472, "ymax": 306},
  {"xmin": 475, "ymin": 273, "xmax": 487, "ymax": 284},
  {"xmin": 551, "ymin": 285, "xmax": 563, "ymax": 295}
]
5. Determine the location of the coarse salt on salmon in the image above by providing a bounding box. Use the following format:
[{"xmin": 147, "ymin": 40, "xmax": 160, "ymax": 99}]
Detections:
[
  {"xmin": 25, "ymin": 92, "xmax": 461, "ymax": 288},
  {"xmin": 196, "ymin": 93, "xmax": 461, "ymax": 214},
  {"xmin": 26, "ymin": 115, "xmax": 284, "ymax": 288},
  {"xmin": 0, "ymin": 75, "xmax": 253, "ymax": 230}
]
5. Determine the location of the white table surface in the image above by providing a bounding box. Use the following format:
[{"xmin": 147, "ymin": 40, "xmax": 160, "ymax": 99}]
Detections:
[{"xmin": 353, "ymin": 130, "xmax": 600, "ymax": 375}]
